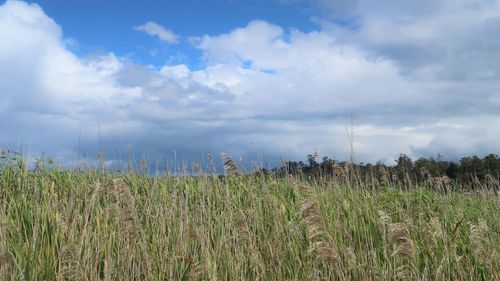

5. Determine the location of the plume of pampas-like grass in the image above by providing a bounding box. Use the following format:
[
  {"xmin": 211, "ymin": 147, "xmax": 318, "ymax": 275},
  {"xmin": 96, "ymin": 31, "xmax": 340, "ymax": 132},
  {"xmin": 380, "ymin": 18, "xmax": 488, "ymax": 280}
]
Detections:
[
  {"xmin": 221, "ymin": 153, "xmax": 238, "ymax": 175},
  {"xmin": 300, "ymin": 199, "xmax": 340, "ymax": 265}
]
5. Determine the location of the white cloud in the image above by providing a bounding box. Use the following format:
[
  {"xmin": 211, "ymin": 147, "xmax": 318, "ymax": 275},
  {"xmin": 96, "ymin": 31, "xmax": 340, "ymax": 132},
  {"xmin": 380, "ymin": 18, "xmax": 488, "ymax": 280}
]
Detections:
[
  {"xmin": 313, "ymin": 0, "xmax": 500, "ymax": 79},
  {"xmin": 1, "ymin": 0, "xmax": 499, "ymax": 167},
  {"xmin": 134, "ymin": 21, "xmax": 179, "ymax": 44},
  {"xmin": 165, "ymin": 14, "xmax": 500, "ymax": 162}
]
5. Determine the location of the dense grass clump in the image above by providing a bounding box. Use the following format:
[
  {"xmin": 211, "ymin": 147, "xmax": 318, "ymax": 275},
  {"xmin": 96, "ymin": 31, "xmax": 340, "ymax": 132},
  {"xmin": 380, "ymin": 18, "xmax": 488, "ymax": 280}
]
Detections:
[{"xmin": 0, "ymin": 164, "xmax": 498, "ymax": 280}]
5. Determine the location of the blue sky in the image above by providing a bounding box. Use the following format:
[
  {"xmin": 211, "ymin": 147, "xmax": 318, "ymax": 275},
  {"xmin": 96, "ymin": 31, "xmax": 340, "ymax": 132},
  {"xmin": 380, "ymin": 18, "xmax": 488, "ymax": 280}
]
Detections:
[
  {"xmin": 1, "ymin": 0, "xmax": 500, "ymax": 169},
  {"xmin": 30, "ymin": 0, "xmax": 318, "ymax": 68}
]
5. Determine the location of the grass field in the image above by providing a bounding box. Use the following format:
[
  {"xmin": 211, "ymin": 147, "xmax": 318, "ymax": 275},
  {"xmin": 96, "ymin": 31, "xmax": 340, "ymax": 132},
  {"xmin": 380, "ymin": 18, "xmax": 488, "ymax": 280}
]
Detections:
[{"xmin": 0, "ymin": 161, "xmax": 499, "ymax": 280}]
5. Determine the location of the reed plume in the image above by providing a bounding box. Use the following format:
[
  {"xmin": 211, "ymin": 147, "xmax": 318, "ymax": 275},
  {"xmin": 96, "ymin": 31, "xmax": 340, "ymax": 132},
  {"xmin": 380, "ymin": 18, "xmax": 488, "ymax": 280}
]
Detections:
[{"xmin": 300, "ymin": 199, "xmax": 340, "ymax": 265}]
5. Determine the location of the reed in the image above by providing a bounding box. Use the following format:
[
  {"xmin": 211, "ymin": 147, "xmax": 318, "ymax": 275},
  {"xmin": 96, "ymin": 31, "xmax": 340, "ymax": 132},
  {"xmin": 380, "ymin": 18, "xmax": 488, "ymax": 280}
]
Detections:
[{"xmin": 0, "ymin": 160, "xmax": 498, "ymax": 280}]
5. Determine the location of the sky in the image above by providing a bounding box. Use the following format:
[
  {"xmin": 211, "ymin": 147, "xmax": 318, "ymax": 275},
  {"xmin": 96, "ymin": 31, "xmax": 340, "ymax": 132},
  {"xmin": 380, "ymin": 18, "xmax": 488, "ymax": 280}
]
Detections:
[{"xmin": 1, "ymin": 0, "xmax": 500, "ymax": 170}]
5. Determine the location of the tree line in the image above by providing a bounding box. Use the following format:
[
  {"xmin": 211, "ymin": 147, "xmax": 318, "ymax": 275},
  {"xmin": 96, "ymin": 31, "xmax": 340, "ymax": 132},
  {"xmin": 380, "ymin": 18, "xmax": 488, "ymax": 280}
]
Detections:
[{"xmin": 262, "ymin": 153, "xmax": 500, "ymax": 191}]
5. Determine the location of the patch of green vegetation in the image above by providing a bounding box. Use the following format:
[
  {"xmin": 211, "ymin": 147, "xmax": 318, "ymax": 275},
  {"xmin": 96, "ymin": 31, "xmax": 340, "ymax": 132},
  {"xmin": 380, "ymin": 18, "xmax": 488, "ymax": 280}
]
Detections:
[{"xmin": 0, "ymin": 161, "xmax": 498, "ymax": 280}]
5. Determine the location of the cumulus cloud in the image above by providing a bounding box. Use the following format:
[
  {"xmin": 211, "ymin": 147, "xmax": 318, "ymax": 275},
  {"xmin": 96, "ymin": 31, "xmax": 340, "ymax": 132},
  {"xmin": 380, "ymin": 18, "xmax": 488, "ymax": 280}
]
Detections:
[
  {"xmin": 0, "ymin": 0, "xmax": 499, "ymax": 168},
  {"xmin": 134, "ymin": 21, "xmax": 179, "ymax": 43},
  {"xmin": 0, "ymin": 1, "xmax": 243, "ymax": 167},
  {"xmin": 311, "ymin": 0, "xmax": 500, "ymax": 77}
]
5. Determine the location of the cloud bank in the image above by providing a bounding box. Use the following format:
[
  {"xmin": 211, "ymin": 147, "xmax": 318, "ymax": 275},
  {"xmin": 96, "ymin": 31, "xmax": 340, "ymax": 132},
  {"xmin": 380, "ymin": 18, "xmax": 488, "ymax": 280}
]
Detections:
[{"xmin": 1, "ymin": 0, "xmax": 499, "ymax": 168}]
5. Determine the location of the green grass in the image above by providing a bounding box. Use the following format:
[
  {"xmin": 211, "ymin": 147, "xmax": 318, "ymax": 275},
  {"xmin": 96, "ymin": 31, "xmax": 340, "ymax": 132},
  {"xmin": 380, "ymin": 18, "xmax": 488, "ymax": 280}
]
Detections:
[{"xmin": 0, "ymin": 165, "xmax": 498, "ymax": 280}]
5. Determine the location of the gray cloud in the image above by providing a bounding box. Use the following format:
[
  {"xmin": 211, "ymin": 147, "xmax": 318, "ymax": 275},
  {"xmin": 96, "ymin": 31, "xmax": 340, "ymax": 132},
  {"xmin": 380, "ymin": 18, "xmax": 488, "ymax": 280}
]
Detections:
[{"xmin": 314, "ymin": 0, "xmax": 500, "ymax": 81}]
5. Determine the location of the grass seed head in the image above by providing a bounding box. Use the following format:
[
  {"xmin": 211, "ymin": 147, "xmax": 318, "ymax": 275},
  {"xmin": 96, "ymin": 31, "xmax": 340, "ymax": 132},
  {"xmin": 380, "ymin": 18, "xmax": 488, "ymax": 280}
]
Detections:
[
  {"xmin": 221, "ymin": 153, "xmax": 238, "ymax": 175},
  {"xmin": 388, "ymin": 223, "xmax": 415, "ymax": 261},
  {"xmin": 0, "ymin": 251, "xmax": 13, "ymax": 268},
  {"xmin": 469, "ymin": 220, "xmax": 490, "ymax": 261},
  {"xmin": 378, "ymin": 211, "xmax": 391, "ymax": 234},
  {"xmin": 308, "ymin": 241, "xmax": 340, "ymax": 265}
]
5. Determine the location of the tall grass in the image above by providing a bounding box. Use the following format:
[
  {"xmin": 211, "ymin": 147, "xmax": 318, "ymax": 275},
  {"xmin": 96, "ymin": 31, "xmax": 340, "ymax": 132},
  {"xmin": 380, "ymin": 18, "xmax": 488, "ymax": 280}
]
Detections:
[{"xmin": 0, "ymin": 158, "xmax": 498, "ymax": 280}]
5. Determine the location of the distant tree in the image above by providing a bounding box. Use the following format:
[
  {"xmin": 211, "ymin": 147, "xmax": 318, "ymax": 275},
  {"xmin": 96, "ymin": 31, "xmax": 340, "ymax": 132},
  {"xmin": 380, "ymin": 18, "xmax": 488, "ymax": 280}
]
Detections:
[
  {"xmin": 266, "ymin": 152, "xmax": 500, "ymax": 191},
  {"xmin": 459, "ymin": 156, "xmax": 483, "ymax": 180},
  {"xmin": 446, "ymin": 163, "xmax": 459, "ymax": 179},
  {"xmin": 482, "ymin": 154, "xmax": 500, "ymax": 175},
  {"xmin": 307, "ymin": 154, "xmax": 319, "ymax": 168},
  {"xmin": 395, "ymin": 154, "xmax": 413, "ymax": 169}
]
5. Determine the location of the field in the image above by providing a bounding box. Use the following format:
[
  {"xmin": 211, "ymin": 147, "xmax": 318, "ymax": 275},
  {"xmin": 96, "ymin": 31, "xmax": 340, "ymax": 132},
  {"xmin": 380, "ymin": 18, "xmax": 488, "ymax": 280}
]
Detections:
[{"xmin": 0, "ymin": 161, "xmax": 499, "ymax": 280}]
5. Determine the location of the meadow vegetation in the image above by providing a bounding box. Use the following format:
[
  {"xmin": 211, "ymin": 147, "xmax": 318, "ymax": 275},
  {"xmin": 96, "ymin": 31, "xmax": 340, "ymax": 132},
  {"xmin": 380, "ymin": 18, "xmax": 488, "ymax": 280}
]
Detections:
[{"xmin": 0, "ymin": 152, "xmax": 499, "ymax": 280}]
